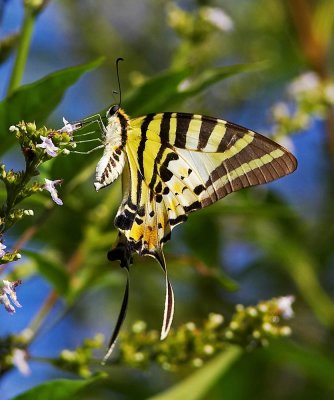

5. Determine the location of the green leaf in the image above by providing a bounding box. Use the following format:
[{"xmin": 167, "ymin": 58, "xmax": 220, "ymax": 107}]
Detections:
[
  {"xmin": 148, "ymin": 346, "xmax": 242, "ymax": 400},
  {"xmin": 0, "ymin": 58, "xmax": 104, "ymax": 155},
  {"xmin": 125, "ymin": 63, "xmax": 263, "ymax": 116},
  {"xmin": 125, "ymin": 67, "xmax": 190, "ymax": 115},
  {"xmin": 12, "ymin": 377, "xmax": 102, "ymax": 400}
]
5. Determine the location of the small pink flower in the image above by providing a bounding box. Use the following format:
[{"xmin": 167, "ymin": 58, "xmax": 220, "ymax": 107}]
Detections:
[
  {"xmin": 36, "ymin": 135, "xmax": 59, "ymax": 157},
  {"xmin": 44, "ymin": 179, "xmax": 63, "ymax": 205},
  {"xmin": 58, "ymin": 117, "xmax": 82, "ymax": 134},
  {"xmin": 0, "ymin": 280, "xmax": 22, "ymax": 314},
  {"xmin": 0, "ymin": 242, "xmax": 6, "ymax": 258}
]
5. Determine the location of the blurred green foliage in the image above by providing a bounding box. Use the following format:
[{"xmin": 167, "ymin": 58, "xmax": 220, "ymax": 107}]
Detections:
[{"xmin": 1, "ymin": 0, "xmax": 334, "ymax": 399}]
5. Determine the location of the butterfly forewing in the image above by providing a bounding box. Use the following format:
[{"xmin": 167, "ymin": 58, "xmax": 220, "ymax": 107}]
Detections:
[{"xmin": 113, "ymin": 112, "xmax": 296, "ymax": 257}]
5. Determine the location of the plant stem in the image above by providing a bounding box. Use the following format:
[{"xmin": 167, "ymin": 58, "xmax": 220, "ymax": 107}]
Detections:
[
  {"xmin": 25, "ymin": 290, "xmax": 58, "ymax": 343},
  {"xmin": 7, "ymin": 8, "xmax": 35, "ymax": 96}
]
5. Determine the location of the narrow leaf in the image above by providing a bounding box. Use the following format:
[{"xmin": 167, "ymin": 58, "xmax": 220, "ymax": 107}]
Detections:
[
  {"xmin": 125, "ymin": 63, "xmax": 264, "ymax": 116},
  {"xmin": 148, "ymin": 346, "xmax": 242, "ymax": 400},
  {"xmin": 12, "ymin": 377, "xmax": 102, "ymax": 400}
]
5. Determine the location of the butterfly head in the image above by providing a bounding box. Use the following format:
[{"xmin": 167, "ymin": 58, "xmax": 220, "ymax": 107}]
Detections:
[{"xmin": 107, "ymin": 104, "xmax": 120, "ymax": 118}]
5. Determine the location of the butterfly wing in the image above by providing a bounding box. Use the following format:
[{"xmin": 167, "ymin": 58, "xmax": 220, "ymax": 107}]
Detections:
[{"xmin": 115, "ymin": 112, "xmax": 296, "ymax": 255}]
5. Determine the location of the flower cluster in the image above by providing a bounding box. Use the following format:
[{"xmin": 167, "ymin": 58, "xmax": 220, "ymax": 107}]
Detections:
[
  {"xmin": 52, "ymin": 334, "xmax": 105, "ymax": 378},
  {"xmin": 271, "ymin": 71, "xmax": 334, "ymax": 139},
  {"xmin": 24, "ymin": 296, "xmax": 294, "ymax": 376},
  {"xmin": 113, "ymin": 296, "xmax": 294, "ymax": 371},
  {"xmin": 9, "ymin": 121, "xmax": 74, "ymax": 162},
  {"xmin": 223, "ymin": 296, "xmax": 294, "ymax": 349},
  {"xmin": 0, "ymin": 121, "xmax": 76, "ymax": 311},
  {"xmin": 168, "ymin": 4, "xmax": 233, "ymax": 42},
  {"xmin": 0, "ymin": 331, "xmax": 30, "ymax": 375},
  {"xmin": 2, "ymin": 121, "xmax": 75, "ymax": 217}
]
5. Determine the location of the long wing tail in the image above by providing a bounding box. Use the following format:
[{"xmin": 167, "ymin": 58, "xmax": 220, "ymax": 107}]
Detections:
[{"xmin": 155, "ymin": 251, "xmax": 175, "ymax": 340}]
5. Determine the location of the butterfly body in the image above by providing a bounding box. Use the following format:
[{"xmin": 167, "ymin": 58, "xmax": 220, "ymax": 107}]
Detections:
[{"xmin": 94, "ymin": 108, "xmax": 129, "ymax": 191}]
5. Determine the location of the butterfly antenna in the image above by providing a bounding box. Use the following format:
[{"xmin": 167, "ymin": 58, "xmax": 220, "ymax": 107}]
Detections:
[{"xmin": 116, "ymin": 57, "xmax": 124, "ymax": 107}]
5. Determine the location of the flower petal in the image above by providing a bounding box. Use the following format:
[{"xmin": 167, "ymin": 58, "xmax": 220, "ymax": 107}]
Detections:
[{"xmin": 44, "ymin": 179, "xmax": 63, "ymax": 205}]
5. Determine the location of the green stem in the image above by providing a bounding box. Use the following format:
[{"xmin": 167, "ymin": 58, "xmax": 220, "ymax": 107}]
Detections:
[{"xmin": 7, "ymin": 8, "xmax": 35, "ymax": 96}]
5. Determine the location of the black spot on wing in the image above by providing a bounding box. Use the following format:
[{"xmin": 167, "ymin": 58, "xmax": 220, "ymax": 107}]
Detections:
[
  {"xmin": 160, "ymin": 167, "xmax": 173, "ymax": 182},
  {"xmin": 194, "ymin": 184, "xmax": 205, "ymax": 195},
  {"xmin": 155, "ymin": 181, "xmax": 162, "ymax": 193},
  {"xmin": 160, "ymin": 152, "xmax": 179, "ymax": 182},
  {"xmin": 169, "ymin": 214, "xmax": 188, "ymax": 226},
  {"xmin": 184, "ymin": 201, "xmax": 201, "ymax": 213},
  {"xmin": 115, "ymin": 214, "xmax": 133, "ymax": 230}
]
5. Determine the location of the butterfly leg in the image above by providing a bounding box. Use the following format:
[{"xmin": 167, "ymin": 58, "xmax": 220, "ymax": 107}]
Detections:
[
  {"xmin": 70, "ymin": 144, "xmax": 105, "ymax": 155},
  {"xmin": 59, "ymin": 113, "xmax": 107, "ymax": 135}
]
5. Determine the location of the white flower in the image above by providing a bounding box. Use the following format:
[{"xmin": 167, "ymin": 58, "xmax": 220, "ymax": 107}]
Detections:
[
  {"xmin": 132, "ymin": 320, "xmax": 147, "ymax": 333},
  {"xmin": 9, "ymin": 125, "xmax": 19, "ymax": 133},
  {"xmin": 208, "ymin": 312, "xmax": 224, "ymax": 326},
  {"xmin": 272, "ymin": 102, "xmax": 290, "ymax": 120},
  {"xmin": 58, "ymin": 117, "xmax": 82, "ymax": 134},
  {"xmin": 44, "ymin": 179, "xmax": 63, "ymax": 205},
  {"xmin": 0, "ymin": 242, "xmax": 6, "ymax": 258},
  {"xmin": 23, "ymin": 209, "xmax": 34, "ymax": 216},
  {"xmin": 203, "ymin": 344, "xmax": 214, "ymax": 355},
  {"xmin": 202, "ymin": 7, "xmax": 234, "ymax": 32},
  {"xmin": 36, "ymin": 135, "xmax": 59, "ymax": 157},
  {"xmin": 12, "ymin": 349, "xmax": 31, "ymax": 375},
  {"xmin": 277, "ymin": 295, "xmax": 295, "ymax": 319},
  {"xmin": 288, "ymin": 72, "xmax": 320, "ymax": 96},
  {"xmin": 0, "ymin": 280, "xmax": 22, "ymax": 314}
]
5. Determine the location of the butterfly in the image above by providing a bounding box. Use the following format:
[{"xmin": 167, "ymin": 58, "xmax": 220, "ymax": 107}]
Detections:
[{"xmin": 62, "ymin": 69, "xmax": 297, "ymax": 362}]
